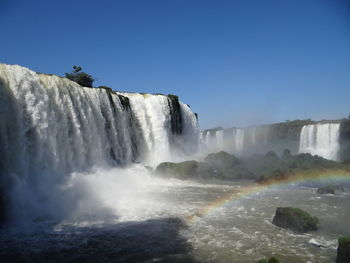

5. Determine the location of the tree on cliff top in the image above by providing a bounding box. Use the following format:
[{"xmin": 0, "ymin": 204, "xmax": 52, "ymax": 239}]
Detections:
[{"xmin": 65, "ymin": 66, "xmax": 95, "ymax": 88}]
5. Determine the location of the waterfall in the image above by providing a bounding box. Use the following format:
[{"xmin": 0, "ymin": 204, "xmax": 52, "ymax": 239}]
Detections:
[
  {"xmin": 299, "ymin": 123, "xmax": 340, "ymax": 160},
  {"xmin": 251, "ymin": 128, "xmax": 256, "ymax": 146},
  {"xmin": 204, "ymin": 131, "xmax": 215, "ymax": 148},
  {"xmin": 0, "ymin": 64, "xmax": 199, "ymax": 222},
  {"xmin": 233, "ymin": 128, "xmax": 245, "ymax": 153},
  {"xmin": 216, "ymin": 130, "xmax": 224, "ymax": 148}
]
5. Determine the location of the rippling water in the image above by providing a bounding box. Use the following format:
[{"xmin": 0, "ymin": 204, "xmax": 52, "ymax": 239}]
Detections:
[{"xmin": 1, "ymin": 172, "xmax": 349, "ymax": 263}]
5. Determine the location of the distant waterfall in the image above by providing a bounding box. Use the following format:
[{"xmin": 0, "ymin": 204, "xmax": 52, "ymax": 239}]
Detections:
[
  {"xmin": 216, "ymin": 130, "xmax": 224, "ymax": 148},
  {"xmin": 205, "ymin": 131, "xmax": 214, "ymax": 148},
  {"xmin": 234, "ymin": 128, "xmax": 245, "ymax": 153},
  {"xmin": 0, "ymin": 64, "xmax": 199, "ymax": 222},
  {"xmin": 251, "ymin": 128, "xmax": 256, "ymax": 146},
  {"xmin": 299, "ymin": 123, "xmax": 340, "ymax": 160}
]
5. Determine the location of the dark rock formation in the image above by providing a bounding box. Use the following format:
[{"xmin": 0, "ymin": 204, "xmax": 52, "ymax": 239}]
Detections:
[
  {"xmin": 317, "ymin": 185, "xmax": 336, "ymax": 194},
  {"xmin": 167, "ymin": 94, "xmax": 182, "ymax": 135},
  {"xmin": 272, "ymin": 207, "xmax": 319, "ymax": 233},
  {"xmin": 337, "ymin": 237, "xmax": 350, "ymax": 263},
  {"xmin": 339, "ymin": 119, "xmax": 350, "ymax": 161},
  {"xmin": 316, "ymin": 185, "xmax": 345, "ymax": 194}
]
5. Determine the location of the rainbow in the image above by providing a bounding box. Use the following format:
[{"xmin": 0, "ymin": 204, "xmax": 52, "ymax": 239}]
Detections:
[{"xmin": 186, "ymin": 169, "xmax": 350, "ymax": 224}]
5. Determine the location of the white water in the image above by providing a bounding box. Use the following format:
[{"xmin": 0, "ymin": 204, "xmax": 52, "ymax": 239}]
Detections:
[
  {"xmin": 251, "ymin": 127, "xmax": 256, "ymax": 146},
  {"xmin": 299, "ymin": 123, "xmax": 340, "ymax": 160},
  {"xmin": 234, "ymin": 128, "xmax": 245, "ymax": 153},
  {"xmin": 200, "ymin": 129, "xmax": 224, "ymax": 152},
  {"xmin": 2, "ymin": 178, "xmax": 349, "ymax": 262},
  {"xmin": 0, "ymin": 64, "xmax": 199, "ymax": 223},
  {"xmin": 216, "ymin": 130, "xmax": 224, "ymax": 148}
]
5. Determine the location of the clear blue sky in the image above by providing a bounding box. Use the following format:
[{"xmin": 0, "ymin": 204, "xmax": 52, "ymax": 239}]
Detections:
[{"xmin": 1, "ymin": 0, "xmax": 349, "ymax": 129}]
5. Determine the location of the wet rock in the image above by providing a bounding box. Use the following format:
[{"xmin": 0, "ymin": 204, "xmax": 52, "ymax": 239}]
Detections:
[
  {"xmin": 317, "ymin": 185, "xmax": 345, "ymax": 194},
  {"xmin": 272, "ymin": 207, "xmax": 319, "ymax": 233},
  {"xmin": 337, "ymin": 237, "xmax": 350, "ymax": 263},
  {"xmin": 155, "ymin": 160, "xmax": 198, "ymax": 179},
  {"xmin": 257, "ymin": 257, "xmax": 280, "ymax": 263},
  {"xmin": 317, "ymin": 185, "xmax": 336, "ymax": 194},
  {"xmin": 155, "ymin": 160, "xmax": 216, "ymax": 179}
]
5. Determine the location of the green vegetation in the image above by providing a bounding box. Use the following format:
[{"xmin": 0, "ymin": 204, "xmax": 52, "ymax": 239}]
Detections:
[
  {"xmin": 155, "ymin": 160, "xmax": 216, "ymax": 179},
  {"xmin": 272, "ymin": 207, "xmax": 319, "ymax": 233},
  {"xmin": 337, "ymin": 236, "xmax": 350, "ymax": 263},
  {"xmin": 257, "ymin": 257, "xmax": 280, "ymax": 263},
  {"xmin": 155, "ymin": 149, "xmax": 347, "ymax": 181},
  {"xmin": 156, "ymin": 160, "xmax": 198, "ymax": 179},
  {"xmin": 65, "ymin": 65, "xmax": 95, "ymax": 88},
  {"xmin": 339, "ymin": 237, "xmax": 350, "ymax": 246},
  {"xmin": 204, "ymin": 151, "xmax": 241, "ymax": 179}
]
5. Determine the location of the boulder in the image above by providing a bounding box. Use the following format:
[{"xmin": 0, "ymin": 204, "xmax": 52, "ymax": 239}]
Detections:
[
  {"xmin": 155, "ymin": 160, "xmax": 216, "ymax": 179},
  {"xmin": 155, "ymin": 160, "xmax": 198, "ymax": 179},
  {"xmin": 316, "ymin": 184, "xmax": 345, "ymax": 194},
  {"xmin": 317, "ymin": 185, "xmax": 336, "ymax": 194},
  {"xmin": 204, "ymin": 151, "xmax": 240, "ymax": 178},
  {"xmin": 272, "ymin": 207, "xmax": 319, "ymax": 233},
  {"xmin": 257, "ymin": 257, "xmax": 280, "ymax": 263},
  {"xmin": 337, "ymin": 237, "xmax": 350, "ymax": 263}
]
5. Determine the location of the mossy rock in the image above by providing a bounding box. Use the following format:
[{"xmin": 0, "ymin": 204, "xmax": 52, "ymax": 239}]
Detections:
[
  {"xmin": 337, "ymin": 237, "xmax": 350, "ymax": 263},
  {"xmin": 204, "ymin": 151, "xmax": 240, "ymax": 178},
  {"xmin": 155, "ymin": 160, "xmax": 216, "ymax": 179},
  {"xmin": 317, "ymin": 185, "xmax": 336, "ymax": 194},
  {"xmin": 257, "ymin": 257, "xmax": 280, "ymax": 263},
  {"xmin": 272, "ymin": 207, "xmax": 319, "ymax": 233},
  {"xmin": 156, "ymin": 160, "xmax": 197, "ymax": 179}
]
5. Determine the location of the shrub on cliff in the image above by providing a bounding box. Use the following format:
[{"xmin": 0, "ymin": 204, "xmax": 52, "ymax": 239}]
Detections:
[{"xmin": 65, "ymin": 65, "xmax": 95, "ymax": 88}]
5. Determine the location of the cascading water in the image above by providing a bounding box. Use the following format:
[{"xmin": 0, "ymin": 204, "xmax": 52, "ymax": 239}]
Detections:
[
  {"xmin": 251, "ymin": 127, "xmax": 256, "ymax": 146},
  {"xmin": 0, "ymin": 64, "xmax": 199, "ymax": 223},
  {"xmin": 299, "ymin": 123, "xmax": 340, "ymax": 160},
  {"xmin": 200, "ymin": 129, "xmax": 224, "ymax": 151},
  {"xmin": 204, "ymin": 131, "xmax": 215, "ymax": 149},
  {"xmin": 233, "ymin": 128, "xmax": 245, "ymax": 153},
  {"xmin": 215, "ymin": 130, "xmax": 224, "ymax": 148}
]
